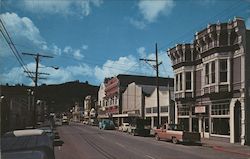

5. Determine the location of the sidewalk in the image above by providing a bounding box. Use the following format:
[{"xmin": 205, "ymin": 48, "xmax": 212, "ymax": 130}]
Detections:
[{"xmin": 202, "ymin": 138, "xmax": 250, "ymax": 157}]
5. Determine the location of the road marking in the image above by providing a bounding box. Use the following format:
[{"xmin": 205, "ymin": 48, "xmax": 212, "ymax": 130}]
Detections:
[
  {"xmin": 145, "ymin": 155, "xmax": 156, "ymax": 159},
  {"xmin": 115, "ymin": 142, "xmax": 125, "ymax": 148}
]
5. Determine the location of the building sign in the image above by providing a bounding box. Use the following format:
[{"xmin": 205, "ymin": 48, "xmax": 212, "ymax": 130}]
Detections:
[{"xmin": 195, "ymin": 106, "xmax": 206, "ymax": 113}]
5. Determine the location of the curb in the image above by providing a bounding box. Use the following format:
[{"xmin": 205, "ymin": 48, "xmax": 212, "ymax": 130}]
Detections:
[{"xmin": 209, "ymin": 145, "xmax": 250, "ymax": 157}]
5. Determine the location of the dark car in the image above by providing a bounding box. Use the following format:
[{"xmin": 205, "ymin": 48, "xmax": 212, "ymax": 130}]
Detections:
[{"xmin": 99, "ymin": 119, "xmax": 115, "ymax": 130}]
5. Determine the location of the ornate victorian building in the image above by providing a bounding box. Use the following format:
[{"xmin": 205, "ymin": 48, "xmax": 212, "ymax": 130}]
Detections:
[{"xmin": 168, "ymin": 17, "xmax": 250, "ymax": 145}]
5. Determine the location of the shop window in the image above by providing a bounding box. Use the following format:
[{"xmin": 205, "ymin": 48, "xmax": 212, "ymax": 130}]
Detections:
[
  {"xmin": 212, "ymin": 118, "xmax": 230, "ymax": 135},
  {"xmin": 178, "ymin": 106, "xmax": 189, "ymax": 116},
  {"xmin": 178, "ymin": 118, "xmax": 189, "ymax": 131},
  {"xmin": 220, "ymin": 59, "xmax": 228, "ymax": 82},
  {"xmin": 192, "ymin": 118, "xmax": 199, "ymax": 132},
  {"xmin": 212, "ymin": 104, "xmax": 229, "ymax": 115},
  {"xmin": 161, "ymin": 117, "xmax": 168, "ymax": 125},
  {"xmin": 153, "ymin": 117, "xmax": 158, "ymax": 127},
  {"xmin": 185, "ymin": 72, "xmax": 192, "ymax": 90}
]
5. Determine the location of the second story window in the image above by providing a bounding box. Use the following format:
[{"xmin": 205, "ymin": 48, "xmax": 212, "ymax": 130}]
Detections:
[
  {"xmin": 180, "ymin": 73, "xmax": 183, "ymax": 91},
  {"xmin": 205, "ymin": 63, "xmax": 209, "ymax": 84},
  {"xmin": 185, "ymin": 72, "xmax": 192, "ymax": 90},
  {"xmin": 176, "ymin": 75, "xmax": 178, "ymax": 91},
  {"xmin": 220, "ymin": 59, "xmax": 228, "ymax": 82},
  {"xmin": 211, "ymin": 61, "xmax": 215, "ymax": 83}
]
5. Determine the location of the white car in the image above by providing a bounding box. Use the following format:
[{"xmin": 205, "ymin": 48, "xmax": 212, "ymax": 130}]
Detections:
[{"xmin": 119, "ymin": 123, "xmax": 130, "ymax": 132}]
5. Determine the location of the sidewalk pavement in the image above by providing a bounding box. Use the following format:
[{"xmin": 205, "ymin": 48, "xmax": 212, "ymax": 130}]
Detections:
[{"xmin": 202, "ymin": 138, "xmax": 250, "ymax": 157}]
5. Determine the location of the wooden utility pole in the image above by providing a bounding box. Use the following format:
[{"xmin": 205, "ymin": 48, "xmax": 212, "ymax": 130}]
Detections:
[
  {"xmin": 22, "ymin": 53, "xmax": 53, "ymax": 127},
  {"xmin": 140, "ymin": 43, "xmax": 162, "ymax": 128}
]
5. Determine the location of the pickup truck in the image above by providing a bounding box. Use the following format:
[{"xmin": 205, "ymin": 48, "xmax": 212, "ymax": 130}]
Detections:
[{"xmin": 154, "ymin": 124, "xmax": 200, "ymax": 144}]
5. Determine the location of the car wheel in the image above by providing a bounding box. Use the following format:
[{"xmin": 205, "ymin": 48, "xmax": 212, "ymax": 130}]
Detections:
[
  {"xmin": 155, "ymin": 134, "xmax": 160, "ymax": 141},
  {"xmin": 172, "ymin": 137, "xmax": 178, "ymax": 144}
]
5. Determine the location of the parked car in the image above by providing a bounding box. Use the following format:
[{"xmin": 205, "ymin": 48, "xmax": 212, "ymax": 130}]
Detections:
[
  {"xmin": 127, "ymin": 118, "xmax": 151, "ymax": 136},
  {"xmin": 99, "ymin": 119, "xmax": 115, "ymax": 130},
  {"xmin": 37, "ymin": 127, "xmax": 55, "ymax": 141},
  {"xmin": 82, "ymin": 121, "xmax": 88, "ymax": 124},
  {"xmin": 119, "ymin": 123, "xmax": 130, "ymax": 132},
  {"xmin": 62, "ymin": 116, "xmax": 69, "ymax": 125},
  {"xmin": 1, "ymin": 134, "xmax": 55, "ymax": 159},
  {"xmin": 154, "ymin": 123, "xmax": 201, "ymax": 144}
]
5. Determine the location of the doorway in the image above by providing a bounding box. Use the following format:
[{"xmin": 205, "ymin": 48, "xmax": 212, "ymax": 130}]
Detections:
[{"xmin": 234, "ymin": 100, "xmax": 241, "ymax": 143}]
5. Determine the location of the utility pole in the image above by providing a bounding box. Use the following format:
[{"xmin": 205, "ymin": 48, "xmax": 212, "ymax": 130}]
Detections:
[
  {"xmin": 22, "ymin": 53, "xmax": 53, "ymax": 127},
  {"xmin": 140, "ymin": 43, "xmax": 162, "ymax": 128}
]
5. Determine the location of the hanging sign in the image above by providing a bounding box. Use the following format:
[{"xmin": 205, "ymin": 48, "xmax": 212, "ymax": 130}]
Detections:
[{"xmin": 195, "ymin": 105, "xmax": 206, "ymax": 113}]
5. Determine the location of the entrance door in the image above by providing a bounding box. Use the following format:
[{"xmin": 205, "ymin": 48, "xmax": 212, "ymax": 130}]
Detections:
[
  {"xmin": 234, "ymin": 101, "xmax": 241, "ymax": 143},
  {"xmin": 203, "ymin": 117, "xmax": 209, "ymax": 138}
]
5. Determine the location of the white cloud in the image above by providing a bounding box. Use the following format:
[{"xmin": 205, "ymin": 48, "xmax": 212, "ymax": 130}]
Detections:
[
  {"xmin": 82, "ymin": 44, "xmax": 89, "ymax": 50},
  {"xmin": 137, "ymin": 46, "xmax": 147, "ymax": 58},
  {"xmin": 129, "ymin": 18, "xmax": 146, "ymax": 30},
  {"xmin": 44, "ymin": 64, "xmax": 93, "ymax": 84},
  {"xmin": 137, "ymin": 47, "xmax": 174, "ymax": 77},
  {"xmin": 94, "ymin": 55, "xmax": 137, "ymax": 81},
  {"xmin": 0, "ymin": 12, "xmax": 61, "ymax": 56},
  {"xmin": 20, "ymin": 0, "xmax": 103, "ymax": 17},
  {"xmin": 63, "ymin": 46, "xmax": 84, "ymax": 60},
  {"xmin": 73, "ymin": 49, "xmax": 84, "ymax": 60},
  {"xmin": 0, "ymin": 12, "xmax": 46, "ymax": 51},
  {"xmin": 94, "ymin": 47, "xmax": 174, "ymax": 83},
  {"xmin": 1, "ymin": 62, "xmax": 94, "ymax": 85},
  {"xmin": 138, "ymin": 0, "xmax": 175, "ymax": 22},
  {"xmin": 52, "ymin": 44, "xmax": 62, "ymax": 55}
]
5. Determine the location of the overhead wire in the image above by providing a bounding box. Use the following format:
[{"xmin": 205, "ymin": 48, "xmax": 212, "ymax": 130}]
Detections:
[{"xmin": 0, "ymin": 17, "xmax": 34, "ymax": 81}]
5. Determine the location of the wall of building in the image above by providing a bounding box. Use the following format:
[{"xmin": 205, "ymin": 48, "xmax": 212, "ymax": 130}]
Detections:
[
  {"xmin": 122, "ymin": 82, "xmax": 142, "ymax": 116},
  {"xmin": 145, "ymin": 87, "xmax": 171, "ymax": 127}
]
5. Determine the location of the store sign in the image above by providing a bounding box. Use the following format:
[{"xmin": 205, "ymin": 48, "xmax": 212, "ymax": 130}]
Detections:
[{"xmin": 195, "ymin": 106, "xmax": 206, "ymax": 113}]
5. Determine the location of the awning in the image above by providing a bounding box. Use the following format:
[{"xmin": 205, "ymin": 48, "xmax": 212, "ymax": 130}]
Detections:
[{"xmin": 113, "ymin": 113, "xmax": 140, "ymax": 118}]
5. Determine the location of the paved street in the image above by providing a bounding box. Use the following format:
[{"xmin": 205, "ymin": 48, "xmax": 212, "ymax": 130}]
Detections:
[{"xmin": 55, "ymin": 123, "xmax": 248, "ymax": 159}]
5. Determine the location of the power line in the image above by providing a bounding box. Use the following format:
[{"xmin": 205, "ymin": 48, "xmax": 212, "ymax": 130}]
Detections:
[{"xmin": 0, "ymin": 18, "xmax": 34, "ymax": 81}]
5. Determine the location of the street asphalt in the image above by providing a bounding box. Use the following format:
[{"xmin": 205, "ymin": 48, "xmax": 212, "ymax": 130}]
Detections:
[{"xmin": 55, "ymin": 123, "xmax": 249, "ymax": 159}]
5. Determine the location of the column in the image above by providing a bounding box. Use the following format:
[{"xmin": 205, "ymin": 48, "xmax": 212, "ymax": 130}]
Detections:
[
  {"xmin": 209, "ymin": 104, "xmax": 212, "ymax": 138},
  {"xmin": 215, "ymin": 59, "xmax": 219, "ymax": 92},
  {"xmin": 175, "ymin": 102, "xmax": 178, "ymax": 124},
  {"xmin": 229, "ymin": 99, "xmax": 236, "ymax": 143},
  {"xmin": 228, "ymin": 58, "xmax": 231, "ymax": 92},
  {"xmin": 199, "ymin": 116, "xmax": 202, "ymax": 137},
  {"xmin": 240, "ymin": 97, "xmax": 245, "ymax": 145},
  {"xmin": 189, "ymin": 105, "xmax": 192, "ymax": 132}
]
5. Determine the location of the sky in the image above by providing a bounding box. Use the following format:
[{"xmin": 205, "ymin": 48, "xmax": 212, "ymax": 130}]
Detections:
[{"xmin": 0, "ymin": 0, "xmax": 250, "ymax": 86}]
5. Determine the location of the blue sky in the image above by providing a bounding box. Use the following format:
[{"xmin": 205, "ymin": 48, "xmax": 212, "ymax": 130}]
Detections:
[{"xmin": 0, "ymin": 0, "xmax": 250, "ymax": 86}]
